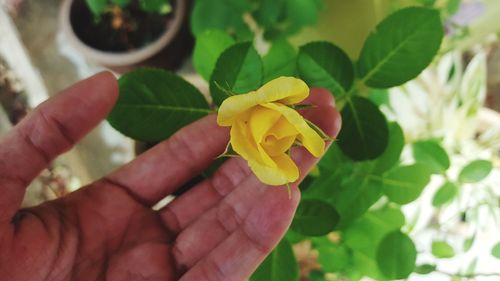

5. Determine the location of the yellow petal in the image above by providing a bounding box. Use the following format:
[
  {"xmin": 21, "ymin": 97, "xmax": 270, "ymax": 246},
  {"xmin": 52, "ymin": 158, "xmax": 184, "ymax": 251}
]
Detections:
[
  {"xmin": 230, "ymin": 112, "xmax": 259, "ymax": 161},
  {"xmin": 248, "ymin": 153, "xmax": 299, "ymax": 186},
  {"xmin": 268, "ymin": 117, "xmax": 298, "ymax": 139},
  {"xmin": 261, "ymin": 103, "xmax": 325, "ymax": 157},
  {"xmin": 249, "ymin": 106, "xmax": 282, "ymax": 143},
  {"xmin": 248, "ymin": 106, "xmax": 281, "ymax": 167},
  {"xmin": 262, "ymin": 135, "xmax": 296, "ymax": 156},
  {"xmin": 217, "ymin": 77, "xmax": 309, "ymax": 126},
  {"xmin": 249, "ymin": 161, "xmax": 287, "ymax": 186},
  {"xmin": 261, "ymin": 117, "xmax": 298, "ymax": 155},
  {"xmin": 273, "ymin": 153, "xmax": 299, "ymax": 182},
  {"xmin": 230, "ymin": 109, "xmax": 277, "ymax": 168},
  {"xmin": 257, "ymin": 76, "xmax": 309, "ymax": 105}
]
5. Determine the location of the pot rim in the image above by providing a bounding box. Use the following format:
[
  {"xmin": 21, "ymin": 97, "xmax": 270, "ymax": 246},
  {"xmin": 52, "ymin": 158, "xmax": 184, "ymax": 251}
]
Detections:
[{"xmin": 59, "ymin": 0, "xmax": 186, "ymax": 67}]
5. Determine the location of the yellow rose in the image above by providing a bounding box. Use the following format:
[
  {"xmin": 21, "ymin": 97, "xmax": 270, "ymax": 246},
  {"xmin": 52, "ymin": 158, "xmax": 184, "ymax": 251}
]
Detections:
[{"xmin": 217, "ymin": 76, "xmax": 325, "ymax": 186}]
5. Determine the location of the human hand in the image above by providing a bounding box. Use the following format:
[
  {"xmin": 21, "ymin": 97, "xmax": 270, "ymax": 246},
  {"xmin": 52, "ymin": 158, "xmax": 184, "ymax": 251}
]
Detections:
[{"xmin": 0, "ymin": 72, "xmax": 341, "ymax": 281}]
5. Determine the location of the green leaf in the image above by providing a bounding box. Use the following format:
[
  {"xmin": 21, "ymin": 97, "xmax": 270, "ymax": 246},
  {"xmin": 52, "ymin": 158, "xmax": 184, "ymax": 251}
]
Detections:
[
  {"xmin": 413, "ymin": 140, "xmax": 450, "ymax": 174},
  {"xmin": 210, "ymin": 42, "xmax": 263, "ymax": 106},
  {"xmin": 492, "ymin": 242, "xmax": 500, "ymax": 259},
  {"xmin": 368, "ymin": 88, "xmax": 390, "ymax": 107},
  {"xmin": 284, "ymin": 0, "xmax": 322, "ymax": 34},
  {"xmin": 304, "ymin": 162, "xmax": 347, "ymax": 199},
  {"xmin": 191, "ymin": 0, "xmax": 253, "ymax": 39},
  {"xmin": 418, "ymin": 0, "xmax": 437, "ymax": 6},
  {"xmin": 291, "ymin": 199, "xmax": 339, "ymax": 236},
  {"xmin": 308, "ymin": 270, "xmax": 327, "ymax": 281},
  {"xmin": 285, "ymin": 229, "xmax": 307, "ymax": 244},
  {"xmin": 140, "ymin": 0, "xmax": 170, "ymax": 13},
  {"xmin": 298, "ymin": 174, "xmax": 315, "ymax": 192},
  {"xmin": 337, "ymin": 96, "xmax": 389, "ymax": 161},
  {"xmin": 372, "ymin": 122, "xmax": 405, "ymax": 174},
  {"xmin": 344, "ymin": 270, "xmax": 363, "ymax": 281},
  {"xmin": 376, "ymin": 231, "xmax": 417, "ymax": 280},
  {"xmin": 466, "ymin": 257, "xmax": 478, "ymax": 275},
  {"xmin": 458, "ymin": 160, "xmax": 493, "ymax": 183},
  {"xmin": 432, "ymin": 182, "xmax": 458, "ymax": 207},
  {"xmin": 317, "ymin": 143, "xmax": 350, "ymax": 172},
  {"xmin": 305, "ymin": 160, "xmax": 380, "ymax": 222},
  {"xmin": 415, "ymin": 264, "xmax": 436, "ymax": 275},
  {"xmin": 297, "ymin": 41, "xmax": 354, "ymax": 96},
  {"xmin": 357, "ymin": 7, "xmax": 443, "ymax": 88},
  {"xmin": 111, "ymin": 0, "xmax": 130, "ymax": 7},
  {"xmin": 332, "ymin": 168, "xmax": 384, "ymax": 226},
  {"xmin": 314, "ymin": 237, "xmax": 350, "ymax": 272},
  {"xmin": 304, "ymin": 163, "xmax": 347, "ymax": 201},
  {"xmin": 463, "ymin": 234, "xmax": 475, "ymax": 252},
  {"xmin": 260, "ymin": 0, "xmax": 322, "ymax": 39},
  {"xmin": 263, "ymin": 39, "xmax": 297, "ymax": 83},
  {"xmin": 193, "ymin": 30, "xmax": 235, "ymax": 81},
  {"xmin": 447, "ymin": 0, "xmax": 461, "ymax": 15},
  {"xmin": 86, "ymin": 0, "xmax": 108, "ymax": 15},
  {"xmin": 343, "ymin": 207, "xmax": 405, "ymax": 280},
  {"xmin": 252, "ymin": 0, "xmax": 286, "ymax": 29},
  {"xmin": 383, "ymin": 164, "xmax": 432, "ymax": 204},
  {"xmin": 250, "ymin": 239, "xmax": 299, "ymax": 281},
  {"xmin": 307, "ymin": 149, "xmax": 391, "ymax": 225},
  {"xmin": 344, "ymin": 207, "xmax": 405, "ymax": 254},
  {"xmin": 107, "ymin": 69, "xmax": 210, "ymax": 142},
  {"xmin": 432, "ymin": 241, "xmax": 455, "ymax": 258}
]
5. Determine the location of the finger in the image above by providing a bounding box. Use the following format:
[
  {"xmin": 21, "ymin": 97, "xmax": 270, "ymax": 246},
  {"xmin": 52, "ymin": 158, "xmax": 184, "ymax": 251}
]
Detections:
[
  {"xmin": 0, "ymin": 72, "xmax": 118, "ymax": 223},
  {"xmin": 172, "ymin": 148, "xmax": 316, "ymax": 271},
  {"xmin": 179, "ymin": 189, "xmax": 298, "ymax": 281},
  {"xmin": 300, "ymin": 88, "xmax": 342, "ymax": 136},
  {"xmin": 159, "ymin": 88, "xmax": 340, "ymax": 234},
  {"xmin": 171, "ymin": 89, "xmax": 340, "ymax": 269},
  {"xmin": 103, "ymin": 114, "xmax": 229, "ymax": 206},
  {"xmin": 160, "ymin": 157, "xmax": 251, "ymax": 234}
]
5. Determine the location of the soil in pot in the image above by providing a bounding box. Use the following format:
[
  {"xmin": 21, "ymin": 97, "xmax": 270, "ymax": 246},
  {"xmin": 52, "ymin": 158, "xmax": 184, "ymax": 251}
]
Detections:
[{"xmin": 70, "ymin": 0, "xmax": 176, "ymax": 52}]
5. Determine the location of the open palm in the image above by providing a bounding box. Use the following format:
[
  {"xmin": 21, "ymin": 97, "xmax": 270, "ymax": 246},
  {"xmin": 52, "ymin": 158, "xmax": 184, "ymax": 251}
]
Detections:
[{"xmin": 0, "ymin": 72, "xmax": 340, "ymax": 281}]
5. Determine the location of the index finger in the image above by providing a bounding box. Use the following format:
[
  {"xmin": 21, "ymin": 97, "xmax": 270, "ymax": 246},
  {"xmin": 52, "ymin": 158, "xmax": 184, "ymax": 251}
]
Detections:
[{"xmin": 103, "ymin": 115, "xmax": 229, "ymax": 206}]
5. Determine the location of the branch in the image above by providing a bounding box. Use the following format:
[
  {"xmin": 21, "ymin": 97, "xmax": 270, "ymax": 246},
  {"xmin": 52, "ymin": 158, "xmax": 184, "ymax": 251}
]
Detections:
[{"xmin": 436, "ymin": 270, "xmax": 500, "ymax": 278}]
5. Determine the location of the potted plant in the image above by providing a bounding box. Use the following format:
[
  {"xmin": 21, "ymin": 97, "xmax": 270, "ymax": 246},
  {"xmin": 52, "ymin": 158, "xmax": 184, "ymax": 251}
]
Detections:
[{"xmin": 59, "ymin": 0, "xmax": 192, "ymax": 73}]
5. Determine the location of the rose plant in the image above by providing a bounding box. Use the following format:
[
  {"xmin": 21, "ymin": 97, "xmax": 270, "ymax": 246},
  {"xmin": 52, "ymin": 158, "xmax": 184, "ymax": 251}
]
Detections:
[{"xmin": 105, "ymin": 2, "xmax": 453, "ymax": 280}]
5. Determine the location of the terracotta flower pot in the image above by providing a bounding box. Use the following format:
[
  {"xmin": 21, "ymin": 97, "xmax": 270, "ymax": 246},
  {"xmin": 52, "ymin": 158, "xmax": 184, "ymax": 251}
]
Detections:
[{"xmin": 59, "ymin": 0, "xmax": 193, "ymax": 73}]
